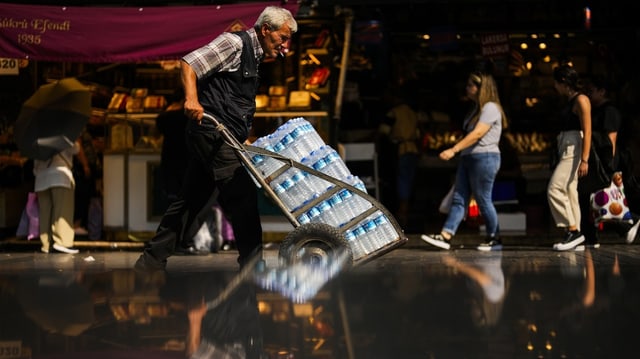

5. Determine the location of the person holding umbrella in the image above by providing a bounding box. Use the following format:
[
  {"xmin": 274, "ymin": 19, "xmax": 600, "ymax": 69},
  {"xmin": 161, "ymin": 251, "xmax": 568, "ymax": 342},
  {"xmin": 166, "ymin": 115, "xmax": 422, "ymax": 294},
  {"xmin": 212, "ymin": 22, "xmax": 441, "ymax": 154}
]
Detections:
[
  {"xmin": 15, "ymin": 77, "xmax": 92, "ymax": 254},
  {"xmin": 34, "ymin": 140, "xmax": 80, "ymax": 254}
]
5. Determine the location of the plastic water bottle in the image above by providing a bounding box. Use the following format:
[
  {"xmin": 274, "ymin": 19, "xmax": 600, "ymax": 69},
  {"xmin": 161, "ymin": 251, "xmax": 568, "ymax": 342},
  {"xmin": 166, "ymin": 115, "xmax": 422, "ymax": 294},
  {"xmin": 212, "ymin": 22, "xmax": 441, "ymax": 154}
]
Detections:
[
  {"xmin": 297, "ymin": 211, "xmax": 311, "ymax": 225},
  {"xmin": 301, "ymin": 154, "xmax": 332, "ymax": 197},
  {"xmin": 315, "ymin": 200, "xmax": 334, "ymax": 225},
  {"xmin": 323, "ymin": 148, "xmax": 351, "ymax": 180},
  {"xmin": 326, "ymin": 192, "xmax": 346, "ymax": 227},
  {"xmin": 295, "ymin": 118, "xmax": 326, "ymax": 152},
  {"xmin": 374, "ymin": 214, "xmax": 397, "ymax": 245},
  {"xmin": 350, "ymin": 225, "xmax": 370, "ymax": 254},
  {"xmin": 341, "ymin": 176, "xmax": 372, "ymax": 220},
  {"xmin": 287, "ymin": 170, "xmax": 316, "ymax": 210},
  {"xmin": 285, "ymin": 118, "xmax": 320, "ymax": 160},
  {"xmin": 306, "ymin": 206, "xmax": 323, "ymax": 224},
  {"xmin": 272, "ymin": 178, "xmax": 295, "ymax": 210},
  {"xmin": 251, "ymin": 136, "xmax": 281, "ymax": 178},
  {"xmin": 344, "ymin": 229, "xmax": 366, "ymax": 259},
  {"xmin": 360, "ymin": 218, "xmax": 380, "ymax": 253},
  {"xmin": 319, "ymin": 199, "xmax": 344, "ymax": 227}
]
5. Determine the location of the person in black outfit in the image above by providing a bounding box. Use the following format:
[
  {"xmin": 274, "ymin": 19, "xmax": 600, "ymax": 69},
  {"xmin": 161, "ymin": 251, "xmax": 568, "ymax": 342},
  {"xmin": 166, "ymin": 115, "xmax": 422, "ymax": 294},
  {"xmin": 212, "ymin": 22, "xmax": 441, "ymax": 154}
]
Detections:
[
  {"xmin": 155, "ymin": 95, "xmax": 189, "ymax": 201},
  {"xmin": 578, "ymin": 76, "xmax": 640, "ymax": 248},
  {"xmin": 135, "ymin": 6, "xmax": 297, "ymax": 270}
]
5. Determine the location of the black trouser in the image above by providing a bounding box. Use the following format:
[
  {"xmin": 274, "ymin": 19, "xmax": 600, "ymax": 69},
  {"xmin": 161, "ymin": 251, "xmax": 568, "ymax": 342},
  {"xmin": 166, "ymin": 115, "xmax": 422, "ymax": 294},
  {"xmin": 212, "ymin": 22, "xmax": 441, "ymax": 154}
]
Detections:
[{"xmin": 141, "ymin": 119, "xmax": 262, "ymax": 265}]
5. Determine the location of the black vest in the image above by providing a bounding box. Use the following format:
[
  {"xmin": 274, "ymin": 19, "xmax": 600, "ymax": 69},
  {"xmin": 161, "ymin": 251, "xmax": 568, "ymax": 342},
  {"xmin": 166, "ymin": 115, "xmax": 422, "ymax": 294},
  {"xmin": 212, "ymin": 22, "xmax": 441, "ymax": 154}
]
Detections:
[{"xmin": 197, "ymin": 31, "xmax": 259, "ymax": 142}]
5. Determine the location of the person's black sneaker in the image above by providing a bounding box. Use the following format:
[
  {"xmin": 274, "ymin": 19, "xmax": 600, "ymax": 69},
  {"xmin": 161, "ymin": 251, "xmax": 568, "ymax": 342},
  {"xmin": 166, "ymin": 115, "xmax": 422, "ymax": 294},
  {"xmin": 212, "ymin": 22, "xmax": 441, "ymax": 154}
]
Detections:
[
  {"xmin": 134, "ymin": 253, "xmax": 167, "ymax": 271},
  {"xmin": 477, "ymin": 237, "xmax": 503, "ymax": 251},
  {"xmin": 421, "ymin": 234, "xmax": 451, "ymax": 250},
  {"xmin": 553, "ymin": 230, "xmax": 585, "ymax": 251}
]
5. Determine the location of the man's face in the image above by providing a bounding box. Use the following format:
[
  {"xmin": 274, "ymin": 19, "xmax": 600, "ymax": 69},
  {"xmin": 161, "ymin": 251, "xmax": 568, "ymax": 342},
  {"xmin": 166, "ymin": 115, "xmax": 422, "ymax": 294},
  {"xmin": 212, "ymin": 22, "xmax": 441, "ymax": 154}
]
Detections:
[{"xmin": 261, "ymin": 23, "xmax": 292, "ymax": 58}]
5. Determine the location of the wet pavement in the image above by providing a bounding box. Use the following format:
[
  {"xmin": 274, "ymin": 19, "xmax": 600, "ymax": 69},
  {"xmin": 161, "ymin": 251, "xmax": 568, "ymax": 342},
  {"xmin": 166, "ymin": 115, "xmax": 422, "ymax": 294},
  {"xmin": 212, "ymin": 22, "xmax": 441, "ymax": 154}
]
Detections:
[{"xmin": 1, "ymin": 234, "xmax": 640, "ymax": 359}]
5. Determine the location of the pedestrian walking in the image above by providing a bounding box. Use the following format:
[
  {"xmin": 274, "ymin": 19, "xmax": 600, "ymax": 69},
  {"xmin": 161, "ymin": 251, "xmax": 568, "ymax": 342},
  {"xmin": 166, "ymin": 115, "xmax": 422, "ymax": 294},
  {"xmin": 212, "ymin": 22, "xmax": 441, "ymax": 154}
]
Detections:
[
  {"xmin": 548, "ymin": 64, "xmax": 592, "ymax": 251},
  {"xmin": 135, "ymin": 6, "xmax": 298, "ymax": 270},
  {"xmin": 421, "ymin": 71, "xmax": 507, "ymax": 251}
]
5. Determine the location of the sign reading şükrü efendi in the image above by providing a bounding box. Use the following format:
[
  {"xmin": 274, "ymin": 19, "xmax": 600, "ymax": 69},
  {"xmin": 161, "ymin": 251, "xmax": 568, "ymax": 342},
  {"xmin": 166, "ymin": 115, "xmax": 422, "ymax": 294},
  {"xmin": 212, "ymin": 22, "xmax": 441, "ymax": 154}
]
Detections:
[{"xmin": 0, "ymin": 2, "xmax": 298, "ymax": 63}]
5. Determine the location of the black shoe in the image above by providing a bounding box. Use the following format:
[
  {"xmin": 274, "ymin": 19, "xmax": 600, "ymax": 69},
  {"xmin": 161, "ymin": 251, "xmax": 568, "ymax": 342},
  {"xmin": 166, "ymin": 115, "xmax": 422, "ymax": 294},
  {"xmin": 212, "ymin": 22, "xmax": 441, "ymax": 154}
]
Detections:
[
  {"xmin": 553, "ymin": 231, "xmax": 585, "ymax": 251},
  {"xmin": 175, "ymin": 244, "xmax": 208, "ymax": 255},
  {"xmin": 477, "ymin": 237, "xmax": 503, "ymax": 251},
  {"xmin": 134, "ymin": 254, "xmax": 167, "ymax": 271}
]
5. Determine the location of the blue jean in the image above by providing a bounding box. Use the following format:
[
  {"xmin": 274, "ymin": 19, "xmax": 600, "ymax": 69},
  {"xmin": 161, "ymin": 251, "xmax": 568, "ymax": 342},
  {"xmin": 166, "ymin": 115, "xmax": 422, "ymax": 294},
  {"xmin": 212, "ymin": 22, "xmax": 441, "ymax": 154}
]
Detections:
[{"xmin": 443, "ymin": 152, "xmax": 501, "ymax": 237}]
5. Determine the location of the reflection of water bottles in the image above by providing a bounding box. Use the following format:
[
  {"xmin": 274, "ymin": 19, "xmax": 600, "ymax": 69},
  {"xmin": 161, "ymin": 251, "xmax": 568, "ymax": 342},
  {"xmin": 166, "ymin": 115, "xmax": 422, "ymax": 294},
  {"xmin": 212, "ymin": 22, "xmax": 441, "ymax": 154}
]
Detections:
[
  {"xmin": 345, "ymin": 229, "xmax": 366, "ymax": 259},
  {"xmin": 374, "ymin": 214, "xmax": 397, "ymax": 245},
  {"xmin": 323, "ymin": 148, "xmax": 351, "ymax": 180}
]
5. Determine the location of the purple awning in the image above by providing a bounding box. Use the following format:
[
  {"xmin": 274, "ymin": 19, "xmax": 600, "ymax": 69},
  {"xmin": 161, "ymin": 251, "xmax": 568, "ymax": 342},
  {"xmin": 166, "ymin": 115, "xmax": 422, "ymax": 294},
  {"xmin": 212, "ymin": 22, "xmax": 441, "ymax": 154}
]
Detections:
[{"xmin": 0, "ymin": 2, "xmax": 298, "ymax": 63}]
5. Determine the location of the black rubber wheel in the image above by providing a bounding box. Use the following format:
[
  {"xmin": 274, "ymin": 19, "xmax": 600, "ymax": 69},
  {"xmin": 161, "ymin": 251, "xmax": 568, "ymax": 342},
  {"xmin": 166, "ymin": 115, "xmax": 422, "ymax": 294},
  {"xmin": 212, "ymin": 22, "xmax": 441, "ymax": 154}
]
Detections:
[{"xmin": 278, "ymin": 222, "xmax": 354, "ymax": 267}]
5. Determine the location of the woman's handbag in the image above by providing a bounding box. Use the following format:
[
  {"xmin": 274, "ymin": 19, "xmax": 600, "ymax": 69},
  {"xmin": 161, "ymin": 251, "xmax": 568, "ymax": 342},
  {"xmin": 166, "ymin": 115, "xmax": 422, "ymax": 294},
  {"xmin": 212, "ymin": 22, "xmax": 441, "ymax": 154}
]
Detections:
[{"xmin": 590, "ymin": 171, "xmax": 634, "ymax": 226}]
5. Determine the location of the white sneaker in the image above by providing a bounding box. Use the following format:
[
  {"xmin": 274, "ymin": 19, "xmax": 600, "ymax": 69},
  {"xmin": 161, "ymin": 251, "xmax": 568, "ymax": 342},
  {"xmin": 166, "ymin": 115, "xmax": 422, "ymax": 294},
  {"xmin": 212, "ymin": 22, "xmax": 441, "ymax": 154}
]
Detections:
[
  {"xmin": 421, "ymin": 234, "xmax": 451, "ymax": 250},
  {"xmin": 626, "ymin": 220, "xmax": 640, "ymax": 244},
  {"xmin": 553, "ymin": 231, "xmax": 585, "ymax": 251},
  {"xmin": 53, "ymin": 243, "xmax": 79, "ymax": 254}
]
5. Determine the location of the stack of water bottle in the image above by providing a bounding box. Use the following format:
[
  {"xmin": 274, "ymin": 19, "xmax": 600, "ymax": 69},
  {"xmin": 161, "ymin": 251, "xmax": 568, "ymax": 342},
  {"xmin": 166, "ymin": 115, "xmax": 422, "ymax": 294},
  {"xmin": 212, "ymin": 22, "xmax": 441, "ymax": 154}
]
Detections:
[{"xmin": 250, "ymin": 117, "xmax": 398, "ymax": 259}]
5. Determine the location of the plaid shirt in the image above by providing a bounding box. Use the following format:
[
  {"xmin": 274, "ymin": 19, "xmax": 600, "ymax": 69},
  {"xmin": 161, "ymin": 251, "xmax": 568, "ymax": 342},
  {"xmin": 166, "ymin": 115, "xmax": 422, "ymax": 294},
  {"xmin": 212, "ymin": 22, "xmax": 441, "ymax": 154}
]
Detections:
[{"xmin": 183, "ymin": 27, "xmax": 263, "ymax": 79}]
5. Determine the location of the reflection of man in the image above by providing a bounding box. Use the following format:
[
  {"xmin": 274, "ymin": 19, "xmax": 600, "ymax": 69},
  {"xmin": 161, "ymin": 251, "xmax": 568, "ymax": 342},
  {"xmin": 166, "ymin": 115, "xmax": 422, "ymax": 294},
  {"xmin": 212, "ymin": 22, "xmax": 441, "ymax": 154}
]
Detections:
[
  {"xmin": 184, "ymin": 275, "xmax": 263, "ymax": 358},
  {"xmin": 135, "ymin": 6, "xmax": 298, "ymax": 270}
]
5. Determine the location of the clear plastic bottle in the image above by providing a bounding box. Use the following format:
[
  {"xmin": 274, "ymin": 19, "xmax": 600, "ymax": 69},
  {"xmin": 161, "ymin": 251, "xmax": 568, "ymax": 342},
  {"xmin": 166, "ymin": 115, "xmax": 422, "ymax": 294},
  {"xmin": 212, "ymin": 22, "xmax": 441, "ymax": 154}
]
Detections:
[
  {"xmin": 360, "ymin": 218, "xmax": 380, "ymax": 253},
  {"xmin": 301, "ymin": 152, "xmax": 332, "ymax": 197},
  {"xmin": 374, "ymin": 213, "xmax": 397, "ymax": 245},
  {"xmin": 344, "ymin": 229, "xmax": 366, "ymax": 259},
  {"xmin": 326, "ymin": 192, "xmax": 346, "ymax": 227},
  {"xmin": 305, "ymin": 206, "xmax": 323, "ymax": 224},
  {"xmin": 296, "ymin": 211, "xmax": 311, "ymax": 225},
  {"xmin": 278, "ymin": 167, "xmax": 309, "ymax": 209},
  {"xmin": 271, "ymin": 182, "xmax": 294, "ymax": 211},
  {"xmin": 323, "ymin": 147, "xmax": 351, "ymax": 180},
  {"xmin": 350, "ymin": 225, "xmax": 369, "ymax": 254},
  {"xmin": 341, "ymin": 176, "xmax": 372, "ymax": 220},
  {"xmin": 251, "ymin": 136, "xmax": 282, "ymax": 178},
  {"xmin": 315, "ymin": 200, "xmax": 334, "ymax": 225},
  {"xmin": 292, "ymin": 118, "xmax": 325, "ymax": 155}
]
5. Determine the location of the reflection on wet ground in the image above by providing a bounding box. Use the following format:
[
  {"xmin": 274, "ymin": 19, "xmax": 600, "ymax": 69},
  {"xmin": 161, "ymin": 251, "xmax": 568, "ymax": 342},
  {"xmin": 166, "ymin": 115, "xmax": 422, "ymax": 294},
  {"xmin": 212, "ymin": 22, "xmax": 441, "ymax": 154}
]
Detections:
[{"xmin": 1, "ymin": 241, "xmax": 640, "ymax": 358}]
